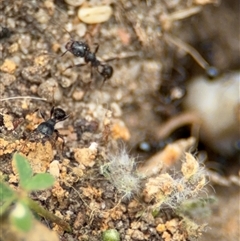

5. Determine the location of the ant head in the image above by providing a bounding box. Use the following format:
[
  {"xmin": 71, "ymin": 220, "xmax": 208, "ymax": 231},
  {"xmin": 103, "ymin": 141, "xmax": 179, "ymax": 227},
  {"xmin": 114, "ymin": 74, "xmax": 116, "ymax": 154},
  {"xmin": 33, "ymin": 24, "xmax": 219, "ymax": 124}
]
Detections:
[
  {"xmin": 65, "ymin": 40, "xmax": 74, "ymax": 51},
  {"xmin": 61, "ymin": 40, "xmax": 73, "ymax": 57},
  {"xmin": 51, "ymin": 107, "xmax": 68, "ymax": 122}
]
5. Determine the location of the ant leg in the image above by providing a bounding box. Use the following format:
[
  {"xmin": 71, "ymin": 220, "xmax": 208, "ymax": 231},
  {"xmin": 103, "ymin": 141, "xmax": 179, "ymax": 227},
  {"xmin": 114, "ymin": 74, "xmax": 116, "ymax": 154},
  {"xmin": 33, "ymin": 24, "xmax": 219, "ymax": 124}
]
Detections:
[
  {"xmin": 62, "ymin": 63, "xmax": 86, "ymax": 72},
  {"xmin": 99, "ymin": 77, "xmax": 107, "ymax": 89},
  {"xmin": 17, "ymin": 129, "xmax": 38, "ymax": 154},
  {"xmin": 93, "ymin": 43, "xmax": 99, "ymax": 54},
  {"xmin": 33, "ymin": 108, "xmax": 47, "ymax": 121},
  {"xmin": 67, "ymin": 81, "xmax": 79, "ymax": 97},
  {"xmin": 39, "ymin": 110, "xmax": 46, "ymax": 120},
  {"xmin": 61, "ymin": 50, "xmax": 68, "ymax": 57},
  {"xmin": 104, "ymin": 57, "xmax": 118, "ymax": 63},
  {"xmin": 50, "ymin": 106, "xmax": 55, "ymax": 119},
  {"xmin": 34, "ymin": 108, "xmax": 46, "ymax": 121},
  {"xmin": 103, "ymin": 77, "xmax": 108, "ymax": 84},
  {"xmin": 61, "ymin": 114, "xmax": 70, "ymax": 122},
  {"xmin": 54, "ymin": 130, "xmax": 65, "ymax": 153},
  {"xmin": 90, "ymin": 67, "xmax": 94, "ymax": 81}
]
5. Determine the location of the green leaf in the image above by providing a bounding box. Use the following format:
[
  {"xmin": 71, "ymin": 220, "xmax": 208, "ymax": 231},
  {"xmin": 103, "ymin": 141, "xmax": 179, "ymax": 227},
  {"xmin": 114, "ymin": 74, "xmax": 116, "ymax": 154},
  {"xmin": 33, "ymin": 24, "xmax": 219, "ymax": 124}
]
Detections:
[
  {"xmin": 13, "ymin": 153, "xmax": 33, "ymax": 189},
  {"xmin": 10, "ymin": 201, "xmax": 33, "ymax": 232},
  {"xmin": 0, "ymin": 181, "xmax": 15, "ymax": 202},
  {"xmin": 25, "ymin": 173, "xmax": 55, "ymax": 191},
  {"xmin": 0, "ymin": 181, "xmax": 17, "ymax": 216},
  {"xmin": 0, "ymin": 197, "xmax": 16, "ymax": 216},
  {"xmin": 102, "ymin": 229, "xmax": 120, "ymax": 241}
]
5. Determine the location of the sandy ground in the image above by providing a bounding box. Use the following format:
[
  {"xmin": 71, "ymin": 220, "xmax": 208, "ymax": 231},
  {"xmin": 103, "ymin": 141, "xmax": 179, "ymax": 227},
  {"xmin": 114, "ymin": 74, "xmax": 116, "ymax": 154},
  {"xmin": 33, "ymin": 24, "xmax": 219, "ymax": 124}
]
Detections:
[{"xmin": 0, "ymin": 0, "xmax": 239, "ymax": 240}]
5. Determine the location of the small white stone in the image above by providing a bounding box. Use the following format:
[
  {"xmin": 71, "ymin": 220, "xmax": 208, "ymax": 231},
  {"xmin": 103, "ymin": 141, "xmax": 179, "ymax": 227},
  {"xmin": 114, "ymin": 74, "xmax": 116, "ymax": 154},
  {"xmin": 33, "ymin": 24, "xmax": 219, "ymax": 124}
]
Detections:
[
  {"xmin": 74, "ymin": 23, "xmax": 87, "ymax": 37},
  {"xmin": 64, "ymin": 0, "xmax": 85, "ymax": 7},
  {"xmin": 78, "ymin": 5, "xmax": 113, "ymax": 24},
  {"xmin": 89, "ymin": 142, "xmax": 98, "ymax": 151}
]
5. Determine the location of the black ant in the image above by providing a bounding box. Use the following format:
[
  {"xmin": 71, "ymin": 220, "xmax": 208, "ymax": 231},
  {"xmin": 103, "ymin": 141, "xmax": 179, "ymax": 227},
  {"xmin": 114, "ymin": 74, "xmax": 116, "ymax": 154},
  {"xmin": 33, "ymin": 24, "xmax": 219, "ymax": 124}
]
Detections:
[
  {"xmin": 62, "ymin": 32, "xmax": 114, "ymax": 83},
  {"xmin": 36, "ymin": 106, "xmax": 68, "ymax": 143},
  {"xmin": 20, "ymin": 107, "xmax": 69, "ymax": 153}
]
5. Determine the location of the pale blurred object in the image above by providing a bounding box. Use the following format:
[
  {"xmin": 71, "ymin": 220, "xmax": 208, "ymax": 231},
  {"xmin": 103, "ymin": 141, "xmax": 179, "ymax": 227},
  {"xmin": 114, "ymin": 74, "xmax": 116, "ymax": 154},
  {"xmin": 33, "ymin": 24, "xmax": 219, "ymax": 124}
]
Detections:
[
  {"xmin": 183, "ymin": 71, "xmax": 240, "ymax": 156},
  {"xmin": 78, "ymin": 5, "xmax": 113, "ymax": 24}
]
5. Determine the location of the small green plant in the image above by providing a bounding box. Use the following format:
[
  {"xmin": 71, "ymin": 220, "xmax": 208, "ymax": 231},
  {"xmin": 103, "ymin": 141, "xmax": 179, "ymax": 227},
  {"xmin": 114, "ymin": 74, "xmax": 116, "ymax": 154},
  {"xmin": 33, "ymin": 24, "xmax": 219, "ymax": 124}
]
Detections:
[
  {"xmin": 0, "ymin": 152, "xmax": 71, "ymax": 232},
  {"xmin": 102, "ymin": 229, "xmax": 120, "ymax": 241}
]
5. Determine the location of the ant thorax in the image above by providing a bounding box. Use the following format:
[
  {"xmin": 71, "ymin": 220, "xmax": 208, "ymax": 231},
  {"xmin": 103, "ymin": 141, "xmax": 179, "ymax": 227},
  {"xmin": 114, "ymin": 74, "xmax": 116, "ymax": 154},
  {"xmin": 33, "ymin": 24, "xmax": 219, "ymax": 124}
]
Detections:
[
  {"xmin": 85, "ymin": 52, "xmax": 100, "ymax": 67},
  {"xmin": 66, "ymin": 40, "xmax": 89, "ymax": 58}
]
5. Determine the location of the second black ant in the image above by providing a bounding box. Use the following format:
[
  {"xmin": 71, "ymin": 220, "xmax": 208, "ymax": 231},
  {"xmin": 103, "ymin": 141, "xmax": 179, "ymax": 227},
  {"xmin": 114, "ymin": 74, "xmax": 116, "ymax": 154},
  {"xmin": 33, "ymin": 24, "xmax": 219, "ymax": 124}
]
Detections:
[
  {"xmin": 61, "ymin": 31, "xmax": 114, "ymax": 83},
  {"xmin": 36, "ymin": 107, "xmax": 69, "ymax": 140},
  {"xmin": 21, "ymin": 107, "xmax": 69, "ymax": 153}
]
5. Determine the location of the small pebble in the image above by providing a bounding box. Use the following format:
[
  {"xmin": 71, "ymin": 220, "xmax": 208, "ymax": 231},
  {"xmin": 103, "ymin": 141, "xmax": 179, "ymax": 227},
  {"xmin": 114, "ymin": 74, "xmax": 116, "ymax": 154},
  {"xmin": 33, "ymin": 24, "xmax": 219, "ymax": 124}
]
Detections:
[
  {"xmin": 49, "ymin": 160, "xmax": 60, "ymax": 178},
  {"xmin": 78, "ymin": 5, "xmax": 113, "ymax": 24},
  {"xmin": 34, "ymin": 55, "xmax": 50, "ymax": 67},
  {"xmin": 110, "ymin": 102, "xmax": 122, "ymax": 117},
  {"xmin": 35, "ymin": 8, "xmax": 50, "ymax": 24},
  {"xmin": 131, "ymin": 230, "xmax": 145, "ymax": 240},
  {"xmin": 59, "ymin": 72, "xmax": 78, "ymax": 88},
  {"xmin": 0, "ymin": 73, "xmax": 16, "ymax": 86},
  {"xmin": 72, "ymin": 90, "xmax": 85, "ymax": 101},
  {"xmin": 18, "ymin": 34, "xmax": 31, "ymax": 54},
  {"xmin": 30, "ymin": 84, "xmax": 38, "ymax": 94},
  {"xmin": 21, "ymin": 66, "xmax": 44, "ymax": 83},
  {"xmin": 37, "ymin": 78, "xmax": 62, "ymax": 103},
  {"xmin": 64, "ymin": 0, "xmax": 85, "ymax": 7},
  {"xmin": 75, "ymin": 23, "xmax": 87, "ymax": 37},
  {"xmin": 0, "ymin": 59, "xmax": 16, "ymax": 74},
  {"xmin": 8, "ymin": 43, "xmax": 19, "ymax": 53},
  {"xmin": 59, "ymin": 76, "xmax": 72, "ymax": 88}
]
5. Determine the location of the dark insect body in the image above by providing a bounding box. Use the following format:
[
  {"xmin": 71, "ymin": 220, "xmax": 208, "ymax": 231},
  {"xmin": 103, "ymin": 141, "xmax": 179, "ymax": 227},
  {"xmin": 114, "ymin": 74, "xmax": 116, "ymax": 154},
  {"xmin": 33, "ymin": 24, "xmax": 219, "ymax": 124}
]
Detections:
[
  {"xmin": 36, "ymin": 107, "xmax": 68, "ymax": 138},
  {"xmin": 62, "ymin": 35, "xmax": 114, "ymax": 83},
  {"xmin": 0, "ymin": 25, "xmax": 11, "ymax": 40},
  {"xmin": 31, "ymin": 107, "xmax": 69, "ymax": 153},
  {"xmin": 18, "ymin": 107, "xmax": 69, "ymax": 154}
]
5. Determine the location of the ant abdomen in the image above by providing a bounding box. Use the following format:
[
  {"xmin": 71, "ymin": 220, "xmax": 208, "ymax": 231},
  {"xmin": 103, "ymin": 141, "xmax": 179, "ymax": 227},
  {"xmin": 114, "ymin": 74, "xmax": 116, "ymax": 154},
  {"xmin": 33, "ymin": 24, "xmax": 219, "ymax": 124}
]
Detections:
[
  {"xmin": 37, "ymin": 120, "xmax": 55, "ymax": 137},
  {"xmin": 98, "ymin": 64, "xmax": 113, "ymax": 81}
]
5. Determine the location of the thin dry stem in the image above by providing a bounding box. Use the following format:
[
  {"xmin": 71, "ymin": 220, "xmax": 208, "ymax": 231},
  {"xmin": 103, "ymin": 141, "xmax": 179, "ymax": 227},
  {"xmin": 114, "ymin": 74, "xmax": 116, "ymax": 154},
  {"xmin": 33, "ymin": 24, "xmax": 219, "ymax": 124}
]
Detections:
[
  {"xmin": 0, "ymin": 96, "xmax": 47, "ymax": 101},
  {"xmin": 156, "ymin": 111, "xmax": 201, "ymax": 140},
  {"xmin": 164, "ymin": 33, "xmax": 210, "ymax": 69},
  {"xmin": 167, "ymin": 6, "xmax": 202, "ymax": 22}
]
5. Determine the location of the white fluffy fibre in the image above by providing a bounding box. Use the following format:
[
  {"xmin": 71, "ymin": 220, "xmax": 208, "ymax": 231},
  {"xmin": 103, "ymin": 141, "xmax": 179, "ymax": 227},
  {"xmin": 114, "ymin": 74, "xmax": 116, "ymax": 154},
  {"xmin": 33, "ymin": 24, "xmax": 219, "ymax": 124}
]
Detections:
[{"xmin": 103, "ymin": 148, "xmax": 141, "ymax": 199}]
